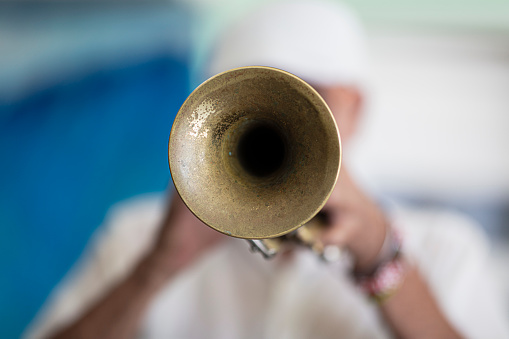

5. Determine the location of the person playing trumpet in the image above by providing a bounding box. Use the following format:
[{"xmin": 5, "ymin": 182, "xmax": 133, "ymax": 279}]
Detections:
[{"xmin": 26, "ymin": 1, "xmax": 508, "ymax": 338}]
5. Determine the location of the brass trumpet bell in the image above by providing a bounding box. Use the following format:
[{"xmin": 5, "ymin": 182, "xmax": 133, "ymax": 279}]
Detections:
[{"xmin": 168, "ymin": 66, "xmax": 341, "ymax": 239}]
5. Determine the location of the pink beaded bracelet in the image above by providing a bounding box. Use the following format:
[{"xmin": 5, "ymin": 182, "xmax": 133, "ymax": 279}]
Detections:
[{"xmin": 356, "ymin": 254, "xmax": 407, "ymax": 303}]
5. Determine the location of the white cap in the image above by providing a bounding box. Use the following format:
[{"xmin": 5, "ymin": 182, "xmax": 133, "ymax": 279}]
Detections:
[{"xmin": 207, "ymin": 0, "xmax": 368, "ymax": 87}]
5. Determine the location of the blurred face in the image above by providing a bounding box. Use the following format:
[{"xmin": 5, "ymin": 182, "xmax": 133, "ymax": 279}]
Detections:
[{"xmin": 313, "ymin": 85, "xmax": 363, "ymax": 144}]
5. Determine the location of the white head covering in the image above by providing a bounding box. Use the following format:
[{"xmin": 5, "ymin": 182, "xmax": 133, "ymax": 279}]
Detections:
[{"xmin": 207, "ymin": 0, "xmax": 368, "ymax": 87}]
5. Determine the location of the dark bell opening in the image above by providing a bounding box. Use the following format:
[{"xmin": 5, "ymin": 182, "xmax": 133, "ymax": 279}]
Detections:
[{"xmin": 237, "ymin": 124, "xmax": 286, "ymax": 177}]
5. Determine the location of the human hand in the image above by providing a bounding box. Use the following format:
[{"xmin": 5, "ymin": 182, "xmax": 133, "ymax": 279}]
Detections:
[
  {"xmin": 149, "ymin": 190, "xmax": 225, "ymax": 277},
  {"xmin": 319, "ymin": 168, "xmax": 388, "ymax": 272}
]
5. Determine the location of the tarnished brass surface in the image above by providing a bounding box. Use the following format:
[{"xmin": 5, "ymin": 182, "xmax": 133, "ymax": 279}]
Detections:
[{"xmin": 168, "ymin": 66, "xmax": 341, "ymax": 239}]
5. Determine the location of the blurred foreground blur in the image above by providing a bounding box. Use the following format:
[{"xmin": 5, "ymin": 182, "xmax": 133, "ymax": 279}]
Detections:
[{"xmin": 1, "ymin": 0, "xmax": 508, "ymax": 337}]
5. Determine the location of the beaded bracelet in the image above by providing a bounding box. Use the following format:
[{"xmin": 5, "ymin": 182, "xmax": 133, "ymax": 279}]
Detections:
[{"xmin": 356, "ymin": 253, "xmax": 406, "ymax": 303}]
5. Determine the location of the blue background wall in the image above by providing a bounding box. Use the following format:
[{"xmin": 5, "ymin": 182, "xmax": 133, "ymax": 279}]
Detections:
[{"xmin": 0, "ymin": 3, "xmax": 191, "ymax": 337}]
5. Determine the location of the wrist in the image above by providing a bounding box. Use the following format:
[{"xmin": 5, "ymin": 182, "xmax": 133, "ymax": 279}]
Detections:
[
  {"xmin": 353, "ymin": 226, "xmax": 406, "ymax": 303},
  {"xmin": 139, "ymin": 248, "xmax": 180, "ymax": 286},
  {"xmin": 353, "ymin": 208, "xmax": 390, "ymax": 272},
  {"xmin": 354, "ymin": 223, "xmax": 401, "ymax": 275}
]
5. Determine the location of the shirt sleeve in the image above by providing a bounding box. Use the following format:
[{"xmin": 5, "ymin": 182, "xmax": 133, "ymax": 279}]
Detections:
[
  {"xmin": 392, "ymin": 205, "xmax": 509, "ymax": 339},
  {"xmin": 23, "ymin": 194, "xmax": 165, "ymax": 339}
]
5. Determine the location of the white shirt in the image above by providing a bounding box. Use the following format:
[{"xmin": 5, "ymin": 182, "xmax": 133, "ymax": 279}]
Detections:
[{"xmin": 25, "ymin": 194, "xmax": 509, "ymax": 339}]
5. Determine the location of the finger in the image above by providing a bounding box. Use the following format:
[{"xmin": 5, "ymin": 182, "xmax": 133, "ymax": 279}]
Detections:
[
  {"xmin": 319, "ymin": 216, "xmax": 348, "ymax": 246},
  {"xmin": 319, "ymin": 211, "xmax": 359, "ymax": 246}
]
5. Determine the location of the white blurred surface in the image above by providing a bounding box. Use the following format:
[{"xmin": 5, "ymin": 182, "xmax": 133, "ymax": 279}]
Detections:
[
  {"xmin": 187, "ymin": 0, "xmax": 509, "ymax": 202},
  {"xmin": 349, "ymin": 30, "xmax": 509, "ymax": 202}
]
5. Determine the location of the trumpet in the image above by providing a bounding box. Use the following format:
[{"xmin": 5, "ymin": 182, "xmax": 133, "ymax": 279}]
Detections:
[{"xmin": 168, "ymin": 66, "xmax": 341, "ymax": 259}]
